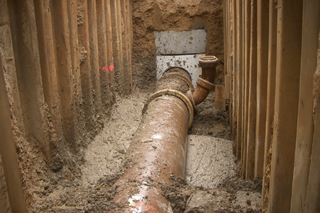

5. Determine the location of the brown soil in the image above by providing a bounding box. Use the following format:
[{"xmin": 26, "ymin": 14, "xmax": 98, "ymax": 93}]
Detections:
[
  {"xmin": 5, "ymin": 1, "xmax": 262, "ymax": 212},
  {"xmin": 162, "ymin": 176, "xmax": 262, "ymax": 213},
  {"xmin": 190, "ymin": 92, "xmax": 230, "ymax": 139},
  {"xmin": 23, "ymin": 89, "xmax": 261, "ymax": 212},
  {"xmin": 132, "ymin": 0, "xmax": 225, "ymax": 90}
]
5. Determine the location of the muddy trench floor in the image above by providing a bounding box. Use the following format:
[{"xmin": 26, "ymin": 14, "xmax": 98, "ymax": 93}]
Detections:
[{"xmin": 31, "ymin": 90, "xmax": 262, "ymax": 213}]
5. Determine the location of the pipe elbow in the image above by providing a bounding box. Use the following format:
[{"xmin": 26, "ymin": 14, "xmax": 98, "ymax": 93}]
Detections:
[
  {"xmin": 192, "ymin": 56, "xmax": 218, "ymax": 105},
  {"xmin": 192, "ymin": 77, "xmax": 215, "ymax": 105}
]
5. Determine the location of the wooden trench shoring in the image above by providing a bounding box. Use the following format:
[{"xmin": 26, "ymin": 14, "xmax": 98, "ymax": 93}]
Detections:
[
  {"xmin": 223, "ymin": 0, "xmax": 320, "ymax": 212},
  {"xmin": 0, "ymin": 0, "xmax": 133, "ymax": 212}
]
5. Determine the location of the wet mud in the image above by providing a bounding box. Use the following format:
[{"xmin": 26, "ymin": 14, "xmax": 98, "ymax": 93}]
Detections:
[{"xmin": 26, "ymin": 89, "xmax": 261, "ymax": 212}]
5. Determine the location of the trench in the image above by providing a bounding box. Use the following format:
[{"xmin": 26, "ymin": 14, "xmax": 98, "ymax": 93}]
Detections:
[
  {"xmin": 0, "ymin": 1, "xmax": 264, "ymax": 212},
  {"xmin": 27, "ymin": 65, "xmax": 262, "ymax": 213}
]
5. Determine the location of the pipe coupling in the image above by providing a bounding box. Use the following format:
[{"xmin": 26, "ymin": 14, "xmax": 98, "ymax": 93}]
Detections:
[
  {"xmin": 143, "ymin": 89, "xmax": 194, "ymax": 128},
  {"xmin": 159, "ymin": 72, "xmax": 194, "ymax": 90},
  {"xmin": 196, "ymin": 77, "xmax": 215, "ymax": 91}
]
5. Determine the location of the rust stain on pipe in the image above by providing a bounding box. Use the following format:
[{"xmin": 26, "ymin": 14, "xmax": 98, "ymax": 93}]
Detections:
[{"xmin": 192, "ymin": 56, "xmax": 219, "ymax": 105}]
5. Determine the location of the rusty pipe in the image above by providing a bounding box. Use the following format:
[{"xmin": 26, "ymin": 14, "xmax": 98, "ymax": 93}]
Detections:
[
  {"xmin": 192, "ymin": 56, "xmax": 218, "ymax": 105},
  {"xmin": 113, "ymin": 68, "xmax": 193, "ymax": 212}
]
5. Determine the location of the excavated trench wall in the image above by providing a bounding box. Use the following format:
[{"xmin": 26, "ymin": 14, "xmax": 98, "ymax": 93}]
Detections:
[
  {"xmin": 132, "ymin": 0, "xmax": 224, "ymax": 90},
  {"xmin": 0, "ymin": 0, "xmax": 132, "ymax": 211},
  {"xmin": 224, "ymin": 0, "xmax": 320, "ymax": 212}
]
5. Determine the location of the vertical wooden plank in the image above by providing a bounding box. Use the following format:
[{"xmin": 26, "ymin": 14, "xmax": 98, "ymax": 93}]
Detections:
[
  {"xmin": 305, "ymin": 30, "xmax": 320, "ymax": 210},
  {"xmin": 117, "ymin": 0, "xmax": 124, "ymax": 93},
  {"xmin": 68, "ymin": 0, "xmax": 81, "ymax": 99},
  {"xmin": 97, "ymin": 0, "xmax": 113, "ymax": 112},
  {"xmin": 87, "ymin": 0, "xmax": 102, "ymax": 124},
  {"xmin": 240, "ymin": 1, "xmax": 246, "ymax": 175},
  {"xmin": 215, "ymin": 85, "xmax": 226, "ymax": 110},
  {"xmin": 127, "ymin": 0, "xmax": 133, "ymax": 92},
  {"xmin": 34, "ymin": 0, "xmax": 64, "ymax": 150},
  {"xmin": 224, "ymin": 0, "xmax": 231, "ymax": 100},
  {"xmin": 118, "ymin": 0, "xmax": 125, "ymax": 93},
  {"xmin": 236, "ymin": 0, "xmax": 243, "ymax": 163},
  {"xmin": 78, "ymin": 0, "xmax": 95, "ymax": 132},
  {"xmin": 242, "ymin": 0, "xmax": 251, "ymax": 178},
  {"xmin": 67, "ymin": 0, "xmax": 85, "ymax": 144},
  {"xmin": 0, "ymin": 51, "xmax": 27, "ymax": 213},
  {"xmin": 255, "ymin": 0, "xmax": 269, "ymax": 178},
  {"xmin": 230, "ymin": 0, "xmax": 234, "ymax": 134},
  {"xmin": 0, "ymin": 0, "xmax": 24, "ymax": 134},
  {"xmin": 223, "ymin": 0, "xmax": 227, "ymax": 77},
  {"xmin": 291, "ymin": 0, "xmax": 320, "ymax": 212},
  {"xmin": 8, "ymin": 0, "xmax": 53, "ymax": 160},
  {"xmin": 51, "ymin": 0, "xmax": 78, "ymax": 151},
  {"xmin": 67, "ymin": 0, "xmax": 82, "ymax": 82},
  {"xmin": 246, "ymin": 0, "xmax": 257, "ymax": 180},
  {"xmin": 262, "ymin": 0, "xmax": 277, "ymax": 209},
  {"xmin": 0, "ymin": 156, "xmax": 11, "ymax": 213},
  {"xmin": 232, "ymin": 0, "xmax": 237, "ymax": 143},
  {"xmin": 268, "ymin": 0, "xmax": 302, "ymax": 211},
  {"xmin": 106, "ymin": 0, "xmax": 115, "ymax": 92},
  {"xmin": 224, "ymin": 75, "xmax": 230, "ymax": 99},
  {"xmin": 120, "ymin": 0, "xmax": 130, "ymax": 94},
  {"xmin": 110, "ymin": 0, "xmax": 122, "ymax": 93}
]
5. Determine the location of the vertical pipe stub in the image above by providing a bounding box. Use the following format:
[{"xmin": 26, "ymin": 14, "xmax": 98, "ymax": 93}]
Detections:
[
  {"xmin": 192, "ymin": 55, "xmax": 218, "ymax": 105},
  {"xmin": 199, "ymin": 55, "xmax": 219, "ymax": 67}
]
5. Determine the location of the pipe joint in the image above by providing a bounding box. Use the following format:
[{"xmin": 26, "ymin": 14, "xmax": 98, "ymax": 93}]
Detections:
[
  {"xmin": 192, "ymin": 55, "xmax": 219, "ymax": 105},
  {"xmin": 159, "ymin": 72, "xmax": 194, "ymax": 91},
  {"xmin": 143, "ymin": 89, "xmax": 194, "ymax": 128},
  {"xmin": 196, "ymin": 77, "xmax": 215, "ymax": 91}
]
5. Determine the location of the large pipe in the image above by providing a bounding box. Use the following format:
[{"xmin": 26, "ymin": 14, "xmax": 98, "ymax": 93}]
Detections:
[
  {"xmin": 113, "ymin": 57, "xmax": 217, "ymax": 212},
  {"xmin": 113, "ymin": 68, "xmax": 192, "ymax": 212},
  {"xmin": 192, "ymin": 56, "xmax": 218, "ymax": 105}
]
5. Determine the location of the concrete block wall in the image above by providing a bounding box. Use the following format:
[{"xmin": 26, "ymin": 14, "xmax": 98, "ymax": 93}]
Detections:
[
  {"xmin": 0, "ymin": 0, "xmax": 132, "ymax": 210},
  {"xmin": 223, "ymin": 0, "xmax": 320, "ymax": 212}
]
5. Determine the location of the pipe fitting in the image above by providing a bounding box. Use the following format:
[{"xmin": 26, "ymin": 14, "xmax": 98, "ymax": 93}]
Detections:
[
  {"xmin": 192, "ymin": 55, "xmax": 218, "ymax": 105},
  {"xmin": 142, "ymin": 89, "xmax": 194, "ymax": 128},
  {"xmin": 199, "ymin": 55, "xmax": 219, "ymax": 67},
  {"xmin": 113, "ymin": 66, "xmax": 193, "ymax": 212},
  {"xmin": 196, "ymin": 77, "xmax": 215, "ymax": 91}
]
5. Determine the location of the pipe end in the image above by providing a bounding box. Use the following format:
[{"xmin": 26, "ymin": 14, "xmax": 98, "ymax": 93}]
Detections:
[{"xmin": 199, "ymin": 55, "xmax": 218, "ymax": 68}]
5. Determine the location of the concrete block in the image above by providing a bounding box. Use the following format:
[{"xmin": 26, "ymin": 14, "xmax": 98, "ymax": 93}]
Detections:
[
  {"xmin": 154, "ymin": 30, "xmax": 206, "ymax": 55},
  {"xmin": 156, "ymin": 54, "xmax": 205, "ymax": 88}
]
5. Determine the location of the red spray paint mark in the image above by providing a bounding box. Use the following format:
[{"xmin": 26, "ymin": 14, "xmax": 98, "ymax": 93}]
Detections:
[
  {"xmin": 109, "ymin": 64, "xmax": 114, "ymax": 71},
  {"xmin": 101, "ymin": 67, "xmax": 108, "ymax": 72}
]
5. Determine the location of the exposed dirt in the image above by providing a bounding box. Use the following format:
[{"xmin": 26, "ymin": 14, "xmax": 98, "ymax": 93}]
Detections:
[
  {"xmin": 162, "ymin": 176, "xmax": 262, "ymax": 213},
  {"xmin": 132, "ymin": 0, "xmax": 225, "ymax": 90},
  {"xmin": 186, "ymin": 136, "xmax": 237, "ymax": 189},
  {"xmin": 3, "ymin": 1, "xmax": 263, "ymax": 212},
  {"xmin": 190, "ymin": 92, "xmax": 230, "ymax": 139},
  {"xmin": 21, "ymin": 89, "xmax": 262, "ymax": 212}
]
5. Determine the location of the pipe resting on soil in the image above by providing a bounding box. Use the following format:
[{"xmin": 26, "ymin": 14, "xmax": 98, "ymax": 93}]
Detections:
[{"xmin": 113, "ymin": 56, "xmax": 218, "ymax": 212}]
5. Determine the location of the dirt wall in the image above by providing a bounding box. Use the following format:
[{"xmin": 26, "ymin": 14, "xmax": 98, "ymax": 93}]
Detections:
[
  {"xmin": 132, "ymin": 0, "xmax": 224, "ymax": 90},
  {"xmin": 0, "ymin": 0, "xmax": 133, "ymax": 211}
]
